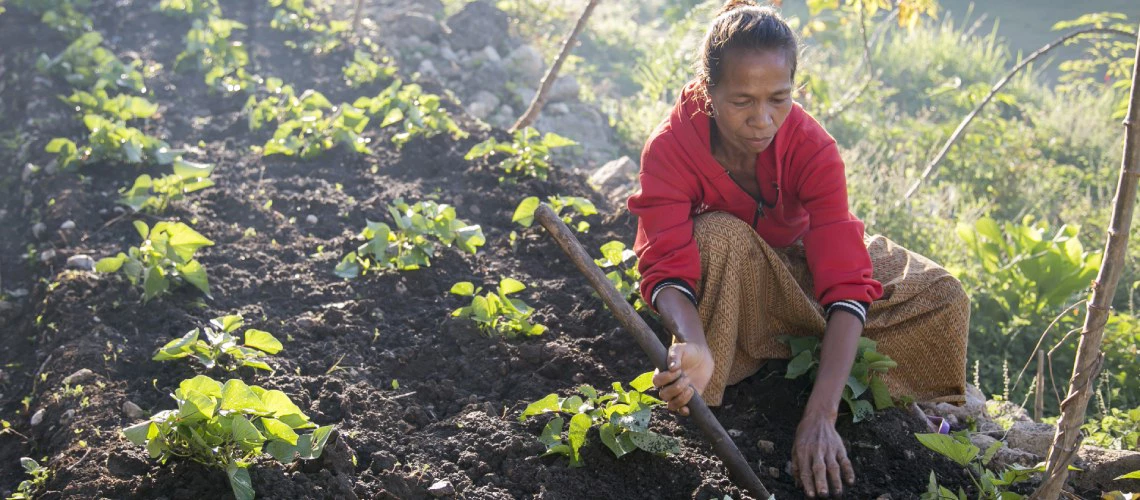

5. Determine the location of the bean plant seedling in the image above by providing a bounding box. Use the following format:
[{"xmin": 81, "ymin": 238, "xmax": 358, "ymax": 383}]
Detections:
[
  {"xmin": 123, "ymin": 375, "xmax": 334, "ymax": 500},
  {"xmin": 96, "ymin": 220, "xmax": 214, "ymax": 302},
  {"xmin": 343, "ymin": 45, "xmax": 395, "ymax": 88},
  {"xmin": 450, "ymin": 278, "xmax": 547, "ymax": 338},
  {"xmin": 174, "ymin": 16, "xmax": 256, "ymax": 93},
  {"xmin": 267, "ymin": 0, "xmax": 348, "ymax": 53},
  {"xmin": 593, "ymin": 240, "xmax": 648, "ymax": 311},
  {"xmin": 464, "ymin": 127, "xmax": 576, "ymax": 183},
  {"xmin": 915, "ymin": 431, "xmax": 1061, "ymax": 500},
  {"xmin": 519, "ymin": 372, "xmax": 680, "ymax": 466},
  {"xmin": 119, "ymin": 158, "xmax": 215, "ymax": 213},
  {"xmin": 36, "ymin": 32, "xmax": 145, "ymax": 93},
  {"xmin": 154, "ymin": 314, "xmax": 283, "ymax": 372},
  {"xmin": 6, "ymin": 457, "xmax": 49, "ymax": 500},
  {"xmin": 781, "ymin": 336, "xmax": 896, "ymax": 422},
  {"xmin": 511, "ymin": 195, "xmax": 597, "ymax": 233},
  {"xmin": 11, "ymin": 0, "xmax": 94, "ymax": 39},
  {"xmin": 46, "ymin": 114, "xmax": 174, "ymax": 170},
  {"xmin": 335, "ymin": 199, "xmax": 485, "ymax": 277}
]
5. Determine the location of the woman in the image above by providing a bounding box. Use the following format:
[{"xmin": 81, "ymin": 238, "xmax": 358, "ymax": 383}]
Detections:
[{"xmin": 630, "ymin": 1, "xmax": 970, "ymax": 497}]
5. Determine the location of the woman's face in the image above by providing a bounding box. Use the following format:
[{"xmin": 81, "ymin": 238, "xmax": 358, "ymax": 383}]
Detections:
[{"xmin": 708, "ymin": 48, "xmax": 794, "ymax": 156}]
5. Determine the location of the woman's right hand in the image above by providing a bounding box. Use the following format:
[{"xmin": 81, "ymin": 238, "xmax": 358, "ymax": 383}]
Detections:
[{"xmin": 652, "ymin": 342, "xmax": 714, "ymax": 416}]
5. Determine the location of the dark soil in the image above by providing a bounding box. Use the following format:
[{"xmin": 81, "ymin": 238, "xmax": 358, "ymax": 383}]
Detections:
[{"xmin": 0, "ymin": 1, "xmax": 976, "ymax": 498}]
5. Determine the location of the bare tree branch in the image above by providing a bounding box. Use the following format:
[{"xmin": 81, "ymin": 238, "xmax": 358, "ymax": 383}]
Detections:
[
  {"xmin": 900, "ymin": 27, "xmax": 1136, "ymax": 204},
  {"xmin": 509, "ymin": 0, "xmax": 601, "ymax": 133},
  {"xmin": 1032, "ymin": 23, "xmax": 1140, "ymax": 500}
]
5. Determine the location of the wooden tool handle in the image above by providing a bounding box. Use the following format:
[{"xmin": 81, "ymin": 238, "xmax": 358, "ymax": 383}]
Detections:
[{"xmin": 534, "ymin": 204, "xmax": 771, "ymax": 499}]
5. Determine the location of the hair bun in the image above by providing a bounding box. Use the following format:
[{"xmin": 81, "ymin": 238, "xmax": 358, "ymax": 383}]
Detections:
[{"xmin": 718, "ymin": 0, "xmax": 758, "ymax": 15}]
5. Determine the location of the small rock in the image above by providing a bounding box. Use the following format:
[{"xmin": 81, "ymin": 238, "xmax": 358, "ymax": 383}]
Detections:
[
  {"xmin": 546, "ymin": 76, "xmax": 580, "ymax": 103},
  {"xmin": 387, "ymin": 11, "xmax": 442, "ymax": 40},
  {"xmin": 63, "ymin": 368, "xmax": 95, "ymax": 385},
  {"xmin": 466, "ymin": 90, "xmax": 501, "ymax": 120},
  {"xmin": 418, "ymin": 60, "xmax": 438, "ymax": 78},
  {"xmin": 66, "ymin": 254, "xmax": 95, "ymax": 271},
  {"xmin": 1074, "ymin": 445, "xmax": 1140, "ymax": 493},
  {"xmin": 768, "ymin": 466, "xmax": 780, "ymax": 478},
  {"xmin": 468, "ymin": 205, "xmax": 481, "ymax": 215},
  {"xmin": 395, "ymin": 281, "xmax": 408, "ymax": 295},
  {"xmin": 39, "ymin": 248, "xmax": 56, "ymax": 263},
  {"xmin": 305, "ymin": 214, "xmax": 318, "ymax": 225},
  {"xmin": 481, "ymin": 45, "xmax": 501, "ymax": 63},
  {"xmin": 123, "ymin": 401, "xmax": 146, "ymax": 420},
  {"xmin": 875, "ymin": 495, "xmax": 893, "ymax": 500},
  {"xmin": 60, "ymin": 220, "xmax": 76, "ymax": 230},
  {"xmin": 30, "ymin": 408, "xmax": 45, "ymax": 426},
  {"xmin": 1006, "ymin": 421, "xmax": 1056, "ymax": 456},
  {"xmin": 727, "ymin": 428, "xmax": 743, "ymax": 438},
  {"xmin": 31, "ymin": 222, "xmax": 47, "ymax": 239},
  {"xmin": 60, "ymin": 409, "xmax": 76, "ymax": 423},
  {"xmin": 549, "ymin": 103, "xmax": 570, "ymax": 115},
  {"xmin": 572, "ymin": 372, "xmax": 585, "ymax": 383},
  {"xmin": 756, "ymin": 439, "xmax": 775, "ymax": 454},
  {"xmin": 903, "ymin": 449, "xmax": 915, "ymax": 461},
  {"xmin": 22, "ymin": 163, "xmax": 38, "ymax": 182},
  {"xmin": 446, "ymin": 1, "xmax": 509, "ymax": 51},
  {"xmin": 506, "ymin": 45, "xmax": 545, "ymax": 82},
  {"xmin": 427, "ymin": 479, "xmax": 454, "ymax": 497},
  {"xmin": 440, "ymin": 44, "xmax": 458, "ymax": 63}
]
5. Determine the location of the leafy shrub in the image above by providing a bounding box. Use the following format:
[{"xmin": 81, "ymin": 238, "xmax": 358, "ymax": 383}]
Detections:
[
  {"xmin": 916, "ymin": 431, "xmax": 1044, "ymax": 500},
  {"xmin": 123, "ymin": 375, "xmax": 333, "ymax": 500},
  {"xmin": 45, "ymin": 114, "xmax": 173, "ymax": 170},
  {"xmin": 511, "ymin": 195, "xmax": 597, "ymax": 233},
  {"xmin": 354, "ymin": 80, "xmax": 467, "ymax": 148},
  {"xmin": 1082, "ymin": 405, "xmax": 1140, "ymax": 450},
  {"xmin": 593, "ymin": 240, "xmax": 648, "ymax": 311},
  {"xmin": 6, "ymin": 457, "xmax": 49, "ymax": 500},
  {"xmin": 119, "ymin": 159, "xmax": 215, "ymax": 213},
  {"xmin": 96, "ymin": 221, "xmax": 214, "ymax": 302},
  {"xmin": 154, "ymin": 314, "xmax": 283, "ymax": 372},
  {"xmin": 335, "ymin": 199, "xmax": 485, "ymax": 277},
  {"xmin": 245, "ymin": 82, "xmax": 372, "ymax": 157},
  {"xmin": 36, "ymin": 32, "xmax": 145, "ymax": 93},
  {"xmin": 464, "ymin": 127, "xmax": 576, "ymax": 182},
  {"xmin": 519, "ymin": 372, "xmax": 679, "ymax": 466},
  {"xmin": 450, "ymin": 278, "xmax": 546, "ymax": 337},
  {"xmin": 175, "ymin": 17, "xmax": 255, "ymax": 93},
  {"xmin": 782, "ymin": 336, "xmax": 896, "ymax": 422},
  {"xmin": 64, "ymin": 89, "xmax": 159, "ymax": 121}
]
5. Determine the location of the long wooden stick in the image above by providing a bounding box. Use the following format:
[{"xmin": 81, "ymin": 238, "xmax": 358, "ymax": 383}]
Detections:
[
  {"xmin": 900, "ymin": 27, "xmax": 1136, "ymax": 204},
  {"xmin": 1034, "ymin": 349, "xmax": 1044, "ymax": 422},
  {"xmin": 1032, "ymin": 24, "xmax": 1140, "ymax": 500},
  {"xmin": 509, "ymin": 0, "xmax": 600, "ymax": 133},
  {"xmin": 534, "ymin": 204, "xmax": 772, "ymax": 500}
]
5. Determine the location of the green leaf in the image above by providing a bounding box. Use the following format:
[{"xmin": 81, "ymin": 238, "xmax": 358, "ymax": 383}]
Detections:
[
  {"xmin": 869, "ymin": 377, "xmax": 893, "ymax": 410},
  {"xmin": 599, "ymin": 423, "xmax": 637, "ymax": 458},
  {"xmin": 499, "ymin": 278, "xmax": 526, "ymax": 295},
  {"xmin": 177, "ymin": 259, "xmax": 211, "ymax": 296},
  {"xmin": 567, "ymin": 412, "xmax": 591, "ymax": 465},
  {"xmin": 172, "ymin": 159, "xmax": 216, "ymax": 179},
  {"xmin": 982, "ymin": 440, "xmax": 1003, "ymax": 466},
  {"xmin": 142, "ymin": 266, "xmax": 169, "ymax": 301},
  {"xmin": 519, "ymin": 393, "xmax": 561, "ymax": 421},
  {"xmin": 95, "ymin": 254, "xmax": 127, "ymax": 273},
  {"xmin": 260, "ymin": 390, "xmax": 308, "ymax": 423},
  {"xmin": 261, "ymin": 417, "xmax": 300, "ymax": 446},
  {"xmin": 181, "ymin": 375, "xmax": 224, "ymax": 397},
  {"xmin": 450, "ymin": 282, "xmax": 475, "ymax": 296},
  {"xmin": 221, "ymin": 379, "xmax": 268, "ymax": 414},
  {"xmin": 512, "ymin": 196, "xmax": 540, "ymax": 227},
  {"xmin": 154, "ymin": 329, "xmax": 200, "ymax": 361},
  {"xmin": 630, "ymin": 430, "xmax": 680, "ymax": 455},
  {"xmin": 629, "ymin": 372, "xmax": 655, "ymax": 392},
  {"xmin": 915, "ymin": 433, "xmax": 979, "ymax": 467},
  {"xmin": 123, "ymin": 421, "xmax": 156, "ymax": 446},
  {"xmin": 298, "ymin": 425, "xmax": 334, "ymax": 459},
  {"xmin": 541, "ymin": 132, "xmax": 576, "ymax": 148},
  {"xmin": 226, "ymin": 463, "xmax": 255, "ymax": 500},
  {"xmin": 786, "ymin": 349, "xmax": 815, "ymax": 379},
  {"xmin": 133, "ymin": 220, "xmax": 151, "ymax": 240},
  {"xmin": 334, "ymin": 252, "xmax": 361, "ymax": 279},
  {"xmin": 177, "ymin": 388, "xmax": 217, "ymax": 422},
  {"xmin": 539, "ymin": 417, "xmax": 564, "ymax": 447},
  {"xmin": 1116, "ymin": 470, "xmax": 1140, "ymax": 480},
  {"xmin": 165, "ymin": 223, "xmax": 215, "ymax": 261},
  {"xmin": 231, "ymin": 415, "xmax": 265, "ymax": 450},
  {"xmin": 245, "ymin": 329, "xmax": 282, "ymax": 354}
]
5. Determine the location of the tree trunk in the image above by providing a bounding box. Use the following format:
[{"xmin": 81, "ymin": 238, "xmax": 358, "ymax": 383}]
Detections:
[
  {"xmin": 509, "ymin": 0, "xmax": 601, "ymax": 133},
  {"xmin": 1031, "ymin": 24, "xmax": 1140, "ymax": 500}
]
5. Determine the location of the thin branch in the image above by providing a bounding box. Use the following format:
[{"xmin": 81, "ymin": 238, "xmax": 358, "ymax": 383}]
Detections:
[
  {"xmin": 351, "ymin": 0, "xmax": 365, "ymax": 35},
  {"xmin": 509, "ymin": 0, "xmax": 601, "ymax": 133},
  {"xmin": 1010, "ymin": 299, "xmax": 1086, "ymax": 395},
  {"xmin": 900, "ymin": 27, "xmax": 1137, "ymax": 204},
  {"xmin": 1033, "ymin": 23, "xmax": 1140, "ymax": 499}
]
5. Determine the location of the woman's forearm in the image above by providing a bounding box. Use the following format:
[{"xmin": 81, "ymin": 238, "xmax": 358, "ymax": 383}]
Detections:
[
  {"xmin": 805, "ymin": 311, "xmax": 863, "ymax": 422},
  {"xmin": 655, "ymin": 288, "xmax": 707, "ymax": 347}
]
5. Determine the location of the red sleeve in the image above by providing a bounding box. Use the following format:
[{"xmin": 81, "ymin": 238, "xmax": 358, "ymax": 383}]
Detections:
[
  {"xmin": 791, "ymin": 129, "xmax": 883, "ymax": 306},
  {"xmin": 627, "ymin": 138, "xmax": 700, "ymax": 311}
]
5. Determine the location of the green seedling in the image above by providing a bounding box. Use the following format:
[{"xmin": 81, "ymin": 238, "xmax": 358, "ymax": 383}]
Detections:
[
  {"xmin": 1082, "ymin": 405, "xmax": 1140, "ymax": 450},
  {"xmin": 782, "ymin": 336, "xmax": 896, "ymax": 422},
  {"xmin": 175, "ymin": 17, "xmax": 255, "ymax": 93},
  {"xmin": 12, "ymin": 0, "xmax": 93, "ymax": 39},
  {"xmin": 512, "ymin": 196, "xmax": 597, "ymax": 233},
  {"xmin": 519, "ymin": 372, "xmax": 680, "ymax": 467},
  {"xmin": 123, "ymin": 375, "xmax": 334, "ymax": 500},
  {"xmin": 268, "ymin": 0, "xmax": 348, "ymax": 53},
  {"xmin": 916, "ymin": 431, "xmax": 1077, "ymax": 500},
  {"xmin": 593, "ymin": 240, "xmax": 648, "ymax": 311},
  {"xmin": 6, "ymin": 457, "xmax": 49, "ymax": 500},
  {"xmin": 96, "ymin": 220, "xmax": 214, "ymax": 302},
  {"xmin": 353, "ymin": 79, "xmax": 467, "ymax": 148},
  {"xmin": 343, "ymin": 47, "xmax": 396, "ymax": 88},
  {"xmin": 154, "ymin": 314, "xmax": 283, "ymax": 372},
  {"xmin": 64, "ymin": 88, "xmax": 158, "ymax": 121},
  {"xmin": 156, "ymin": 0, "xmax": 220, "ymax": 18},
  {"xmin": 36, "ymin": 32, "xmax": 145, "ymax": 93},
  {"xmin": 46, "ymin": 114, "xmax": 173, "ymax": 170},
  {"xmin": 450, "ymin": 278, "xmax": 546, "ymax": 338},
  {"xmin": 464, "ymin": 127, "xmax": 576, "ymax": 183},
  {"xmin": 119, "ymin": 158, "xmax": 215, "ymax": 213},
  {"xmin": 246, "ymin": 83, "xmax": 372, "ymax": 158},
  {"xmin": 335, "ymin": 199, "xmax": 485, "ymax": 277}
]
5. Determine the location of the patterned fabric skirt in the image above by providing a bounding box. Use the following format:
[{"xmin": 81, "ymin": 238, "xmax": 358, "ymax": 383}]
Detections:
[{"xmin": 690, "ymin": 212, "xmax": 970, "ymax": 406}]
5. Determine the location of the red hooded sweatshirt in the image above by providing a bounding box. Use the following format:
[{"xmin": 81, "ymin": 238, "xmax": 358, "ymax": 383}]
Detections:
[{"xmin": 628, "ymin": 82, "xmax": 883, "ymax": 323}]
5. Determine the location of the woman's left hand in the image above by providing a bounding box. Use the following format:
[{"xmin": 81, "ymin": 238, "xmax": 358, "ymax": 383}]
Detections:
[{"xmin": 791, "ymin": 412, "xmax": 855, "ymax": 498}]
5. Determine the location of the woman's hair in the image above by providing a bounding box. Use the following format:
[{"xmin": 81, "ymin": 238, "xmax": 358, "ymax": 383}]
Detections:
[{"xmin": 696, "ymin": 0, "xmax": 799, "ymax": 100}]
